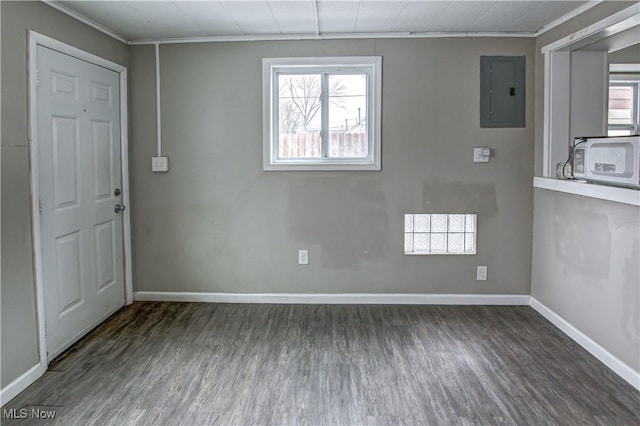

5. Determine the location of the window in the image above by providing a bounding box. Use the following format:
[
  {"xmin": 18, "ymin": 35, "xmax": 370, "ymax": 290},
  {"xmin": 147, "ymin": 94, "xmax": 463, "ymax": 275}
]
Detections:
[
  {"xmin": 404, "ymin": 214, "xmax": 477, "ymax": 255},
  {"xmin": 262, "ymin": 57, "xmax": 381, "ymax": 170},
  {"xmin": 540, "ymin": 5, "xmax": 638, "ymax": 179},
  {"xmin": 608, "ymin": 81, "xmax": 640, "ymax": 136}
]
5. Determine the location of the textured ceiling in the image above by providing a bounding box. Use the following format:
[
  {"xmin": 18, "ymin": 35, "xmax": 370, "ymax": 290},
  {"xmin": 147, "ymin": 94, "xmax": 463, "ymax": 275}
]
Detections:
[{"xmin": 55, "ymin": 0, "xmax": 592, "ymax": 41}]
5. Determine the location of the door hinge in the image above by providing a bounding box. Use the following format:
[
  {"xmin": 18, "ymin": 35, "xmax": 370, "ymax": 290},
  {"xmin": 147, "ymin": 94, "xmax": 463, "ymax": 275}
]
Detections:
[
  {"xmin": 35, "ymin": 69, "xmax": 40, "ymax": 87},
  {"xmin": 39, "ymin": 199, "xmax": 43, "ymax": 214}
]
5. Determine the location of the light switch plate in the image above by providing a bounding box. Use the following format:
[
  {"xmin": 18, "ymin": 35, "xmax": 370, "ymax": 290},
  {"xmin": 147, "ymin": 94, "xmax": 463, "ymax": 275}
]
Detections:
[
  {"xmin": 298, "ymin": 250, "xmax": 309, "ymax": 265},
  {"xmin": 152, "ymin": 156, "xmax": 169, "ymax": 172},
  {"xmin": 473, "ymin": 148, "xmax": 490, "ymax": 163}
]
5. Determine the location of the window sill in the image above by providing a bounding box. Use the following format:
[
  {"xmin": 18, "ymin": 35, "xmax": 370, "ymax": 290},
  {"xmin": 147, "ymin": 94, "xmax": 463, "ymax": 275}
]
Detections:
[
  {"xmin": 405, "ymin": 252, "xmax": 476, "ymax": 256},
  {"xmin": 264, "ymin": 162, "xmax": 381, "ymax": 171},
  {"xmin": 533, "ymin": 177, "xmax": 640, "ymax": 206}
]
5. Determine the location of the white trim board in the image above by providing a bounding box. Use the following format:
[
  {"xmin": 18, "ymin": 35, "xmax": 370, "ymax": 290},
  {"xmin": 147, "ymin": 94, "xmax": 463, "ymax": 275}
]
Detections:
[
  {"xmin": 610, "ymin": 64, "xmax": 640, "ymax": 73},
  {"xmin": 533, "ymin": 177, "xmax": 640, "ymax": 206},
  {"xmin": 134, "ymin": 292, "xmax": 531, "ymax": 305},
  {"xmin": 534, "ymin": 1, "xmax": 603, "ymax": 37},
  {"xmin": 43, "ymin": 1, "xmax": 128, "ymax": 44},
  {"xmin": 129, "ymin": 32, "xmax": 535, "ymax": 45},
  {"xmin": 530, "ymin": 298, "xmax": 640, "ymax": 391},
  {"xmin": 541, "ymin": 3, "xmax": 640, "ymax": 54},
  {"xmin": 0, "ymin": 364, "xmax": 45, "ymax": 407}
]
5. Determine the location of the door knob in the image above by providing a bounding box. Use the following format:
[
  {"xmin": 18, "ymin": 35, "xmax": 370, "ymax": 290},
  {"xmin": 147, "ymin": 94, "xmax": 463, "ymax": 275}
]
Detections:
[{"xmin": 114, "ymin": 204, "xmax": 126, "ymax": 213}]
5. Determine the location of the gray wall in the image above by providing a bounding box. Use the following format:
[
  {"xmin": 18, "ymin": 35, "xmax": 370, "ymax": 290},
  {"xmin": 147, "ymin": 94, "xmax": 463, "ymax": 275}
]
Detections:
[
  {"xmin": 0, "ymin": 0, "xmax": 634, "ymax": 400},
  {"xmin": 1, "ymin": 1, "xmax": 129, "ymax": 388},
  {"xmin": 609, "ymin": 43, "xmax": 640, "ymax": 63},
  {"xmin": 531, "ymin": 1, "xmax": 640, "ymax": 373},
  {"xmin": 130, "ymin": 38, "xmax": 535, "ymax": 295},
  {"xmin": 532, "ymin": 190, "xmax": 639, "ymax": 371}
]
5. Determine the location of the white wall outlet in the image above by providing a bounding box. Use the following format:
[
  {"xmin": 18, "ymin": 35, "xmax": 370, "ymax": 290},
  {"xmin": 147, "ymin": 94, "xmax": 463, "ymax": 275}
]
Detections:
[
  {"xmin": 476, "ymin": 266, "xmax": 488, "ymax": 281},
  {"xmin": 152, "ymin": 156, "xmax": 169, "ymax": 172},
  {"xmin": 473, "ymin": 148, "xmax": 491, "ymax": 163},
  {"xmin": 298, "ymin": 250, "xmax": 309, "ymax": 265}
]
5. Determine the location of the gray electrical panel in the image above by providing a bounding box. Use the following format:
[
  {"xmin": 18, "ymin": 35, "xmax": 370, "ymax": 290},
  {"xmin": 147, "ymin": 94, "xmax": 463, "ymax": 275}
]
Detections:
[{"xmin": 480, "ymin": 56, "xmax": 525, "ymax": 128}]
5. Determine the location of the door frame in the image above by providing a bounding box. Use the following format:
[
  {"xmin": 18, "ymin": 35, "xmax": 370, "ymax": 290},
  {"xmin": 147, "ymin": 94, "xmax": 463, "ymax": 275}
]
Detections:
[{"xmin": 27, "ymin": 31, "xmax": 133, "ymax": 369}]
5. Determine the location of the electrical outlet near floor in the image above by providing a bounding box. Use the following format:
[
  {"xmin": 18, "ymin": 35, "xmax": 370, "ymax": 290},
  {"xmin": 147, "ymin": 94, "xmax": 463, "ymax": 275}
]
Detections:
[
  {"xmin": 477, "ymin": 266, "xmax": 488, "ymax": 281},
  {"xmin": 298, "ymin": 250, "xmax": 309, "ymax": 265}
]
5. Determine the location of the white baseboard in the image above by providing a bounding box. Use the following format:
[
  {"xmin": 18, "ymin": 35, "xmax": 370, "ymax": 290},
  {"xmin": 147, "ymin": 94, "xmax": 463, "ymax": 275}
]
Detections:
[
  {"xmin": 133, "ymin": 291, "xmax": 531, "ymax": 305},
  {"xmin": 530, "ymin": 297, "xmax": 640, "ymax": 391},
  {"xmin": 0, "ymin": 363, "xmax": 45, "ymax": 407},
  {"xmin": 4, "ymin": 294, "xmax": 635, "ymax": 408}
]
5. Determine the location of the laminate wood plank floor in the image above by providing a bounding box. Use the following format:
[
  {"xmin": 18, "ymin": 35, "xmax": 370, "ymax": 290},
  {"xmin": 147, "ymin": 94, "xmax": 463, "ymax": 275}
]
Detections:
[{"xmin": 3, "ymin": 302, "xmax": 639, "ymax": 425}]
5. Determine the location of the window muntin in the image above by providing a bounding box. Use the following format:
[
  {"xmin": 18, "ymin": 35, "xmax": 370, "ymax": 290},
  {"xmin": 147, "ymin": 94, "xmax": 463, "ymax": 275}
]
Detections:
[{"xmin": 263, "ymin": 57, "xmax": 381, "ymax": 171}]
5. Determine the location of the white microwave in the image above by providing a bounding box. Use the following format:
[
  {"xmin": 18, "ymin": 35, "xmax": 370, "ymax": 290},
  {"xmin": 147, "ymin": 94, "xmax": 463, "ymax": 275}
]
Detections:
[{"xmin": 572, "ymin": 135, "xmax": 640, "ymax": 189}]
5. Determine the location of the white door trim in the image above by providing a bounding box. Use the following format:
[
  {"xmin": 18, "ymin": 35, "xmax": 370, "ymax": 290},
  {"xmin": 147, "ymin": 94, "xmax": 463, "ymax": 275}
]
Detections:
[{"xmin": 27, "ymin": 31, "xmax": 133, "ymax": 375}]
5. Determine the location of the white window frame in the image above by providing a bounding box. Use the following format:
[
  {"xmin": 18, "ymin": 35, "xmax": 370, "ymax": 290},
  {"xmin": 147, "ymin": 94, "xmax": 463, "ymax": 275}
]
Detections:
[
  {"xmin": 262, "ymin": 56, "xmax": 382, "ymax": 171},
  {"xmin": 608, "ymin": 79, "xmax": 640, "ymax": 136}
]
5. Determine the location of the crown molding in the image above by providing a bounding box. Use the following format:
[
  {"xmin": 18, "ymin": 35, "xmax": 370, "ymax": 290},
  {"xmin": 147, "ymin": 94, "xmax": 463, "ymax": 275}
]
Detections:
[
  {"xmin": 534, "ymin": 1, "xmax": 604, "ymax": 37},
  {"xmin": 129, "ymin": 31, "xmax": 535, "ymax": 45},
  {"xmin": 44, "ymin": 1, "xmax": 128, "ymax": 44}
]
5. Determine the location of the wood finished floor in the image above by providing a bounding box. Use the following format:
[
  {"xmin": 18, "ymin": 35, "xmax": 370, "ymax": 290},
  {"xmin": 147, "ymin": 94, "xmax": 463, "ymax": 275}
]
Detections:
[{"xmin": 3, "ymin": 302, "xmax": 639, "ymax": 425}]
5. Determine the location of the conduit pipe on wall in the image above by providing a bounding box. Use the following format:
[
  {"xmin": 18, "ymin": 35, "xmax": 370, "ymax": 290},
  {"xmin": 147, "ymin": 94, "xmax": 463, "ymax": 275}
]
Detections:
[{"xmin": 155, "ymin": 42, "xmax": 162, "ymax": 157}]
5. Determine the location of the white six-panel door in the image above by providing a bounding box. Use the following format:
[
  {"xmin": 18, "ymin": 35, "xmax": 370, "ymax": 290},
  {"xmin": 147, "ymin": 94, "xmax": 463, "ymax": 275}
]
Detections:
[{"xmin": 37, "ymin": 45, "xmax": 125, "ymax": 360}]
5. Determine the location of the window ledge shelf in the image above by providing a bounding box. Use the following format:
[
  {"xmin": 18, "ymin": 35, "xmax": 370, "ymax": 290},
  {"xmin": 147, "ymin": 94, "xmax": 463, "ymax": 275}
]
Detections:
[{"xmin": 533, "ymin": 177, "xmax": 640, "ymax": 206}]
